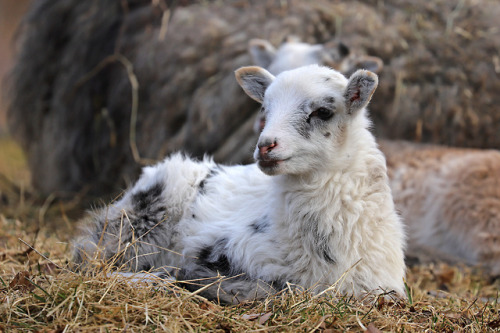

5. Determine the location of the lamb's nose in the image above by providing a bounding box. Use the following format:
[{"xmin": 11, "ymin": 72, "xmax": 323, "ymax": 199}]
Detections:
[{"xmin": 258, "ymin": 140, "xmax": 277, "ymax": 158}]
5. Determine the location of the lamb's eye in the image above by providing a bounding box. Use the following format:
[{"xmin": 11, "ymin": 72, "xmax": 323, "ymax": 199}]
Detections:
[{"xmin": 310, "ymin": 107, "xmax": 333, "ymax": 121}]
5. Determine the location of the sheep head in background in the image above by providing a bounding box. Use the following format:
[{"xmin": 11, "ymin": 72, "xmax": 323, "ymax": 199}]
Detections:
[{"xmin": 249, "ymin": 36, "xmax": 383, "ymax": 77}]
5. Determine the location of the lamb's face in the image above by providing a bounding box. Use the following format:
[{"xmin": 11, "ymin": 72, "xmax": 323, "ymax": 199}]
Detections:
[{"xmin": 236, "ymin": 65, "xmax": 378, "ymax": 176}]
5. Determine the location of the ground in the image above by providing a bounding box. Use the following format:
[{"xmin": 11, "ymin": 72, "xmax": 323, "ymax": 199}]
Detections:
[{"xmin": 0, "ymin": 137, "xmax": 499, "ymax": 332}]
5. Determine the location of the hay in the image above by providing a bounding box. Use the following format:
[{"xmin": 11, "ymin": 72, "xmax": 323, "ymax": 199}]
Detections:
[{"xmin": 1, "ymin": 213, "xmax": 499, "ymax": 331}]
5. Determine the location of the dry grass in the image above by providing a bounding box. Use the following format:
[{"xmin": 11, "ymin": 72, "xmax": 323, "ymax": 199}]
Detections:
[{"xmin": 1, "ymin": 137, "xmax": 499, "ymax": 332}]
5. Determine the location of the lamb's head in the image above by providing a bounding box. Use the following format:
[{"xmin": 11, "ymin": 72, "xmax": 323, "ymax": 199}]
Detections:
[
  {"xmin": 235, "ymin": 64, "xmax": 378, "ymax": 176},
  {"xmin": 249, "ymin": 37, "xmax": 383, "ymax": 77}
]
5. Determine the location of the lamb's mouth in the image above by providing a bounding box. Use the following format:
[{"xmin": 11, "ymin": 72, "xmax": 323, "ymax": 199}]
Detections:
[{"xmin": 257, "ymin": 158, "xmax": 290, "ymax": 169}]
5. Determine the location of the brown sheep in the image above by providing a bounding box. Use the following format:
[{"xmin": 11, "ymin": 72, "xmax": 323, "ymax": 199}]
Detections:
[{"xmin": 382, "ymin": 141, "xmax": 500, "ymax": 275}]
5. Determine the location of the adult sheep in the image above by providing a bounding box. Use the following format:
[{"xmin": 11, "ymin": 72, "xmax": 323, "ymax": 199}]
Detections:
[{"xmin": 73, "ymin": 65, "xmax": 406, "ymax": 304}]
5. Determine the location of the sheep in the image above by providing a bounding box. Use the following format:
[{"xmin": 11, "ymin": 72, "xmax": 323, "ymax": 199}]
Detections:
[
  {"xmin": 252, "ymin": 38, "xmax": 500, "ymax": 275},
  {"xmin": 248, "ymin": 36, "xmax": 383, "ymax": 77},
  {"xmin": 73, "ymin": 64, "xmax": 406, "ymax": 304},
  {"xmin": 381, "ymin": 141, "xmax": 500, "ymax": 275}
]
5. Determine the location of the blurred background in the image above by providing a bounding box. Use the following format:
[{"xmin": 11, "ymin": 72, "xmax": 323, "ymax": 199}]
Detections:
[
  {"xmin": 0, "ymin": 0, "xmax": 30, "ymax": 199},
  {"xmin": 1, "ymin": 0, "xmax": 499, "ymax": 204},
  {"xmin": 0, "ymin": 0, "xmax": 29, "ymax": 134}
]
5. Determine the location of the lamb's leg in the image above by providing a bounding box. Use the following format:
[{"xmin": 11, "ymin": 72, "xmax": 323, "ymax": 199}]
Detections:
[
  {"xmin": 173, "ymin": 237, "xmax": 283, "ymax": 304},
  {"xmin": 107, "ymin": 271, "xmax": 176, "ymax": 284},
  {"xmin": 178, "ymin": 263, "xmax": 282, "ymax": 304},
  {"xmin": 106, "ymin": 270, "xmax": 279, "ymax": 305}
]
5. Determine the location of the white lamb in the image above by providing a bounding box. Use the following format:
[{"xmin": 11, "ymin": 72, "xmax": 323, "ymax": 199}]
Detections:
[
  {"xmin": 249, "ymin": 38, "xmax": 500, "ymax": 275},
  {"xmin": 73, "ymin": 65, "xmax": 406, "ymax": 304}
]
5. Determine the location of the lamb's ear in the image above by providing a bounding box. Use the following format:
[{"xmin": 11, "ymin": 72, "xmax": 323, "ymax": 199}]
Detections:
[
  {"xmin": 344, "ymin": 70, "xmax": 378, "ymax": 115},
  {"xmin": 249, "ymin": 39, "xmax": 276, "ymax": 68},
  {"xmin": 235, "ymin": 66, "xmax": 275, "ymax": 103}
]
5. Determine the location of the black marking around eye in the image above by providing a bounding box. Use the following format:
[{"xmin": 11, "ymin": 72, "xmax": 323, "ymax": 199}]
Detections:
[
  {"xmin": 292, "ymin": 102, "xmax": 312, "ymax": 138},
  {"xmin": 312, "ymin": 107, "xmax": 334, "ymax": 121},
  {"xmin": 310, "ymin": 97, "xmax": 335, "ymax": 109},
  {"xmin": 294, "ymin": 98, "xmax": 337, "ymax": 138},
  {"xmin": 307, "ymin": 96, "xmax": 336, "ymax": 123},
  {"xmin": 298, "ymin": 102, "xmax": 308, "ymax": 114},
  {"xmin": 294, "ymin": 119, "xmax": 311, "ymax": 139}
]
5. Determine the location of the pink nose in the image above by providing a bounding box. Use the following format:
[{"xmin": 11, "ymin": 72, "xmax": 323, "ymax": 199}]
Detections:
[{"xmin": 258, "ymin": 140, "xmax": 277, "ymax": 158}]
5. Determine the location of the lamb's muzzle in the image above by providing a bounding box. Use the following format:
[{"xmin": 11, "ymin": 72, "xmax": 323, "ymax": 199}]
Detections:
[{"xmin": 256, "ymin": 139, "xmax": 282, "ymax": 169}]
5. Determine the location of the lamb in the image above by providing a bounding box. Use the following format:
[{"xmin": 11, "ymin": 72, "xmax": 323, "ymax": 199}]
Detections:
[
  {"xmin": 73, "ymin": 64, "xmax": 406, "ymax": 304},
  {"xmin": 252, "ymin": 38, "xmax": 500, "ymax": 275}
]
